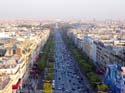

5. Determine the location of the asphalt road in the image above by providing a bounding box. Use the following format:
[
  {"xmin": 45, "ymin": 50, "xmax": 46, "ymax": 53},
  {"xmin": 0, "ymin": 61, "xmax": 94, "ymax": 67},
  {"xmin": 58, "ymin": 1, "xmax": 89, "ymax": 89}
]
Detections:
[{"xmin": 53, "ymin": 28, "xmax": 92, "ymax": 93}]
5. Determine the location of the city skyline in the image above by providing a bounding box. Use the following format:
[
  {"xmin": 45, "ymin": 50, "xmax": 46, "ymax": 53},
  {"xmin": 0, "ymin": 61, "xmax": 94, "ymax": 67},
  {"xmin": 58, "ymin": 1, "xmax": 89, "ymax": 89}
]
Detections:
[
  {"xmin": 0, "ymin": 16, "xmax": 125, "ymax": 93},
  {"xmin": 0, "ymin": 0, "xmax": 124, "ymax": 20}
]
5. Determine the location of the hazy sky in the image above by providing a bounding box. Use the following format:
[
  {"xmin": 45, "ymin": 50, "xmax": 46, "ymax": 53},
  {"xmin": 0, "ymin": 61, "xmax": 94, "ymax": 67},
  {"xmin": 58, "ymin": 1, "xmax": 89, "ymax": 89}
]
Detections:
[{"xmin": 0, "ymin": 0, "xmax": 124, "ymax": 19}]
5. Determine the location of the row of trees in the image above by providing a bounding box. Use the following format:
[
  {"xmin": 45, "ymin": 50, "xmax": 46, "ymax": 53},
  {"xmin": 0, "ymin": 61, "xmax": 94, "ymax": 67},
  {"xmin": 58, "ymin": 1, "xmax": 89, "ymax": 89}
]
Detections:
[
  {"xmin": 63, "ymin": 33, "xmax": 108, "ymax": 92},
  {"xmin": 38, "ymin": 37, "xmax": 51, "ymax": 70},
  {"xmin": 45, "ymin": 39, "xmax": 54, "ymax": 82},
  {"xmin": 41, "ymin": 33, "xmax": 55, "ymax": 93}
]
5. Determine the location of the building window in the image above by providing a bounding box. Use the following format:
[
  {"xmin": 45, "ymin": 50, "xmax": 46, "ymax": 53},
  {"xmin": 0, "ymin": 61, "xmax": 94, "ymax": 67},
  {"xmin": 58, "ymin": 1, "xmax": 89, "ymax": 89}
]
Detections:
[{"xmin": 13, "ymin": 49, "xmax": 16, "ymax": 54}]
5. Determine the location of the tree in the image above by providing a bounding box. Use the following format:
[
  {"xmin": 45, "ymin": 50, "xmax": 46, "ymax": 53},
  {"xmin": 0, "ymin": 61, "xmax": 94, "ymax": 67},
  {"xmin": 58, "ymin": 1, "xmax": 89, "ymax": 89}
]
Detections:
[
  {"xmin": 43, "ymin": 82, "xmax": 52, "ymax": 93},
  {"xmin": 82, "ymin": 63, "xmax": 92, "ymax": 73},
  {"xmin": 46, "ymin": 73, "xmax": 53, "ymax": 81},
  {"xmin": 97, "ymin": 84, "xmax": 108, "ymax": 92}
]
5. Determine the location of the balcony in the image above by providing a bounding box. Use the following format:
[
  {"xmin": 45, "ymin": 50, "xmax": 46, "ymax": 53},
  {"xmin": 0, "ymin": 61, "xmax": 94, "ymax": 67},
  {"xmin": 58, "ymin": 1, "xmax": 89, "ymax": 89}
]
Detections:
[{"xmin": 0, "ymin": 75, "xmax": 10, "ymax": 90}]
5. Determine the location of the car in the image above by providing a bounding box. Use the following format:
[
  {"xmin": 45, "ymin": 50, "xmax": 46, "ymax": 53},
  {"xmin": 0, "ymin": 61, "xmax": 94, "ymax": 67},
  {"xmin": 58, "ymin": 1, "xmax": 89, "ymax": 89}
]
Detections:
[
  {"xmin": 69, "ymin": 80, "xmax": 71, "ymax": 82},
  {"xmin": 73, "ymin": 82, "xmax": 76, "ymax": 85},
  {"xmin": 52, "ymin": 83, "xmax": 55, "ymax": 89},
  {"xmin": 62, "ymin": 87, "xmax": 65, "ymax": 91},
  {"xmin": 52, "ymin": 80, "xmax": 55, "ymax": 89},
  {"xmin": 52, "ymin": 80, "xmax": 55, "ymax": 83},
  {"xmin": 81, "ymin": 78, "xmax": 83, "ymax": 80},
  {"xmin": 58, "ymin": 77, "xmax": 61, "ymax": 80},
  {"xmin": 78, "ymin": 80, "xmax": 81, "ymax": 83},
  {"xmin": 58, "ymin": 87, "xmax": 62, "ymax": 90},
  {"xmin": 77, "ymin": 76, "xmax": 80, "ymax": 79},
  {"xmin": 72, "ymin": 88, "xmax": 75, "ymax": 91},
  {"xmin": 77, "ymin": 87, "xmax": 80, "ymax": 89}
]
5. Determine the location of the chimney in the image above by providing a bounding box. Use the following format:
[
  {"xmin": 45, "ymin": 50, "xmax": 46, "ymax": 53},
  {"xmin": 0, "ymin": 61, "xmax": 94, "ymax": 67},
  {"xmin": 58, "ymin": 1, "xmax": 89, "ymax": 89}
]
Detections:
[
  {"xmin": 9, "ymin": 48, "xmax": 13, "ymax": 55},
  {"xmin": 5, "ymin": 48, "xmax": 13, "ymax": 56},
  {"xmin": 16, "ymin": 48, "xmax": 21, "ymax": 56}
]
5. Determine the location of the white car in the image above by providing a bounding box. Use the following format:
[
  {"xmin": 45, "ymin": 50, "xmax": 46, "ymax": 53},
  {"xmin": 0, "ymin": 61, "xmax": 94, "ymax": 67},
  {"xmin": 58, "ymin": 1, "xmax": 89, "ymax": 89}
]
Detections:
[{"xmin": 52, "ymin": 80, "xmax": 55, "ymax": 89}]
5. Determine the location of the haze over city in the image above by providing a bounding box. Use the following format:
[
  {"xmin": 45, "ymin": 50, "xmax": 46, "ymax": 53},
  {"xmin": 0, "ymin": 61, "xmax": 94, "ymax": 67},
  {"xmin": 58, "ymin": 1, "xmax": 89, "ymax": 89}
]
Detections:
[{"xmin": 0, "ymin": 0, "xmax": 124, "ymax": 20}]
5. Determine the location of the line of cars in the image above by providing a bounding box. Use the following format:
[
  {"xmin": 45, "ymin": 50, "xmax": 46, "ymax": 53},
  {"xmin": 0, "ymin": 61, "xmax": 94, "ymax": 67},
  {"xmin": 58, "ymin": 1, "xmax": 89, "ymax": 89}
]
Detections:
[{"xmin": 52, "ymin": 30, "xmax": 91, "ymax": 93}]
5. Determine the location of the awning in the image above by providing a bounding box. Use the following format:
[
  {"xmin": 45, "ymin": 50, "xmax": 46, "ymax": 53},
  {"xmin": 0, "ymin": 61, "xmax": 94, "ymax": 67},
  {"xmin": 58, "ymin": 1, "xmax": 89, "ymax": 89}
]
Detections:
[{"xmin": 12, "ymin": 79, "xmax": 21, "ymax": 89}]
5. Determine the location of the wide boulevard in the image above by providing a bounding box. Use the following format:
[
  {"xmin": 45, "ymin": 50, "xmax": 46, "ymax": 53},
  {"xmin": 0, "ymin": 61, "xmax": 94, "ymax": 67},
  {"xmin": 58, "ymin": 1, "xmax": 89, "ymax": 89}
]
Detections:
[{"xmin": 53, "ymin": 28, "xmax": 91, "ymax": 93}]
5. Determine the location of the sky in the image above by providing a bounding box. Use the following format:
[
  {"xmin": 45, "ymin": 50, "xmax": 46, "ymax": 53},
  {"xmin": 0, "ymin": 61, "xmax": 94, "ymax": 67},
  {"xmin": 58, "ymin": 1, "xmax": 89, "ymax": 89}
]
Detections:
[{"xmin": 0, "ymin": 0, "xmax": 124, "ymax": 20}]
